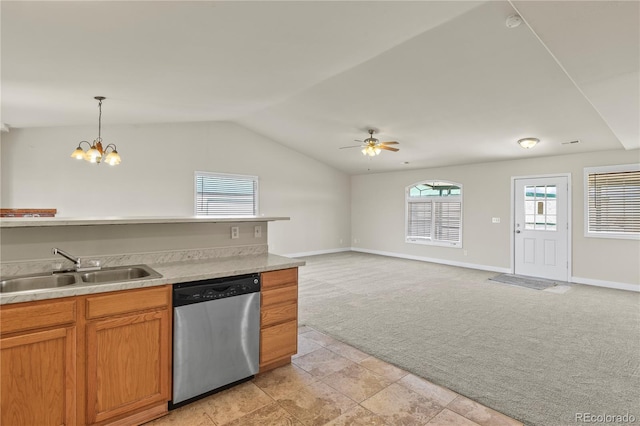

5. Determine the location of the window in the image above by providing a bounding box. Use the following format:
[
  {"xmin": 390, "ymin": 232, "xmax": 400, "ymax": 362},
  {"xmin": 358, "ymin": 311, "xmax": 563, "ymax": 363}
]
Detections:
[
  {"xmin": 195, "ymin": 172, "xmax": 258, "ymax": 216},
  {"xmin": 584, "ymin": 164, "xmax": 640, "ymax": 239},
  {"xmin": 406, "ymin": 181, "xmax": 462, "ymax": 247}
]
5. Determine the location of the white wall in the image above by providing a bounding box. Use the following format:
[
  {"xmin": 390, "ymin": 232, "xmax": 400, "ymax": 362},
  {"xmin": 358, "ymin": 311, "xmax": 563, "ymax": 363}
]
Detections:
[
  {"xmin": 0, "ymin": 121, "xmax": 351, "ymax": 255},
  {"xmin": 3, "ymin": 123, "xmax": 638, "ymax": 288},
  {"xmin": 351, "ymin": 149, "xmax": 640, "ymax": 289}
]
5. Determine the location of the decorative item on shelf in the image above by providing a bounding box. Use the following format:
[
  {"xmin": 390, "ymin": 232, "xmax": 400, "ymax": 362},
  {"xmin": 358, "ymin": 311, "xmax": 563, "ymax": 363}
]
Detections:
[
  {"xmin": 517, "ymin": 137, "xmax": 539, "ymax": 149},
  {"xmin": 71, "ymin": 96, "xmax": 121, "ymax": 165},
  {"xmin": 0, "ymin": 208, "xmax": 57, "ymax": 217}
]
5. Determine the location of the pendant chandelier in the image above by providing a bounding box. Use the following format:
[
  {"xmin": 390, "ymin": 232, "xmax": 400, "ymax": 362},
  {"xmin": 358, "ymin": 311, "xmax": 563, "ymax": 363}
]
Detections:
[{"xmin": 71, "ymin": 96, "xmax": 121, "ymax": 165}]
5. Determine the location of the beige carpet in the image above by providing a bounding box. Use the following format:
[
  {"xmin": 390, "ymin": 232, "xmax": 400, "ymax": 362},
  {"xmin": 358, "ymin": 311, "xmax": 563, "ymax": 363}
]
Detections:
[{"xmin": 297, "ymin": 251, "xmax": 640, "ymax": 426}]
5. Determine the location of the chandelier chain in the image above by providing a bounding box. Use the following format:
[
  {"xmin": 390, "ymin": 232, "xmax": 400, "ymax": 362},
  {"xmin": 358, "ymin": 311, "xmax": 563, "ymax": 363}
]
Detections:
[{"xmin": 97, "ymin": 98, "xmax": 102, "ymax": 141}]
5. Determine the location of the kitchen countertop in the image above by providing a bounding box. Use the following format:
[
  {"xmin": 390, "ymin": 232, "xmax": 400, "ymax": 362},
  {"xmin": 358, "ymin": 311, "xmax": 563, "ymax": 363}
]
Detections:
[
  {"xmin": 0, "ymin": 215, "xmax": 290, "ymax": 228},
  {"xmin": 0, "ymin": 253, "xmax": 305, "ymax": 305}
]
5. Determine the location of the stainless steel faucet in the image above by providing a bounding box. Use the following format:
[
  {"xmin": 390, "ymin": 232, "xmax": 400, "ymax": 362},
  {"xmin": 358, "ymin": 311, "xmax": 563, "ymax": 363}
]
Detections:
[{"xmin": 52, "ymin": 247, "xmax": 101, "ymax": 272}]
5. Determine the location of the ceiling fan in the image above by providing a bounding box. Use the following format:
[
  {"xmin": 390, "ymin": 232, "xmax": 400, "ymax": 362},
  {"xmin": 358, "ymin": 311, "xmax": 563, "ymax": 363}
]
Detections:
[{"xmin": 340, "ymin": 129, "xmax": 400, "ymax": 156}]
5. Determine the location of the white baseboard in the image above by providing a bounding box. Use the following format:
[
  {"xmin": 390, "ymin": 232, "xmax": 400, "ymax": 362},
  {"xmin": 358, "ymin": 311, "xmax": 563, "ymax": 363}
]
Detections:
[
  {"xmin": 283, "ymin": 247, "xmax": 351, "ymax": 258},
  {"xmin": 571, "ymin": 276, "xmax": 639, "ymax": 292},
  {"xmin": 351, "ymin": 247, "xmax": 511, "ymax": 274}
]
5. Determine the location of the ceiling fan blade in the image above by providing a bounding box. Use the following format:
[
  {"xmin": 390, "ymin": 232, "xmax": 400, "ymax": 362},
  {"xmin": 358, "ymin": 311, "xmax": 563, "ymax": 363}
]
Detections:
[
  {"xmin": 339, "ymin": 145, "xmax": 363, "ymax": 149},
  {"xmin": 380, "ymin": 141, "xmax": 399, "ymax": 145},
  {"xmin": 354, "ymin": 139, "xmax": 364, "ymax": 142},
  {"xmin": 378, "ymin": 145, "xmax": 399, "ymax": 152}
]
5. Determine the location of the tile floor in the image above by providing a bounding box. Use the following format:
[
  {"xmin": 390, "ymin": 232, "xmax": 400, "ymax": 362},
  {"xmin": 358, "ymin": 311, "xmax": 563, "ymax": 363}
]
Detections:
[{"xmin": 146, "ymin": 326, "xmax": 523, "ymax": 426}]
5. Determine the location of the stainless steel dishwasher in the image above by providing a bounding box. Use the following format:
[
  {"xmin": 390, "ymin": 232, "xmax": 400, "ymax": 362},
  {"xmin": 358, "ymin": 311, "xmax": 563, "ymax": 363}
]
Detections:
[{"xmin": 171, "ymin": 273, "xmax": 260, "ymax": 407}]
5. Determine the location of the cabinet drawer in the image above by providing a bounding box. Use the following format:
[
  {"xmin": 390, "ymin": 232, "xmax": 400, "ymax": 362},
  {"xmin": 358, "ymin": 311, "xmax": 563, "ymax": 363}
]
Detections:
[
  {"xmin": 260, "ymin": 320, "xmax": 297, "ymax": 365},
  {"xmin": 86, "ymin": 285, "xmax": 170, "ymax": 319},
  {"xmin": 261, "ymin": 284, "xmax": 297, "ymax": 309},
  {"xmin": 261, "ymin": 268, "xmax": 297, "ymax": 290},
  {"xmin": 0, "ymin": 298, "xmax": 76, "ymax": 335},
  {"xmin": 261, "ymin": 303, "xmax": 297, "ymax": 328}
]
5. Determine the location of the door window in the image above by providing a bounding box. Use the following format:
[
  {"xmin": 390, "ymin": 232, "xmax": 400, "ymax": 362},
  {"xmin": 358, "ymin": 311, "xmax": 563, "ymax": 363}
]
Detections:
[{"xmin": 524, "ymin": 185, "xmax": 557, "ymax": 231}]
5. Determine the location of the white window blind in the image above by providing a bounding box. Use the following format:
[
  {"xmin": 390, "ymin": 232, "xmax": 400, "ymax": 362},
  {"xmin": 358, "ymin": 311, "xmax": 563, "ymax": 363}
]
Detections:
[
  {"xmin": 434, "ymin": 201, "xmax": 462, "ymax": 242},
  {"xmin": 406, "ymin": 181, "xmax": 462, "ymax": 247},
  {"xmin": 408, "ymin": 201, "xmax": 432, "ymax": 239},
  {"xmin": 586, "ymin": 165, "xmax": 640, "ymax": 238},
  {"xmin": 195, "ymin": 172, "xmax": 258, "ymax": 216}
]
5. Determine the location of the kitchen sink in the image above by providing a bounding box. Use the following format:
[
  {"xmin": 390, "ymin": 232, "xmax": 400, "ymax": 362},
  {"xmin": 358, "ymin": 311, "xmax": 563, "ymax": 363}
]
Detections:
[
  {"xmin": 0, "ymin": 273, "xmax": 78, "ymax": 293},
  {"xmin": 0, "ymin": 265, "xmax": 162, "ymax": 293},
  {"xmin": 79, "ymin": 265, "xmax": 162, "ymax": 284}
]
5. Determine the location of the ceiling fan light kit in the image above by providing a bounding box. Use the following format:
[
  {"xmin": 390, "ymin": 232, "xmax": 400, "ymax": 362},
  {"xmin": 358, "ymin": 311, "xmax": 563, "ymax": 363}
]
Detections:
[
  {"xmin": 341, "ymin": 128, "xmax": 400, "ymax": 157},
  {"xmin": 71, "ymin": 96, "xmax": 121, "ymax": 166},
  {"xmin": 362, "ymin": 145, "xmax": 382, "ymax": 157}
]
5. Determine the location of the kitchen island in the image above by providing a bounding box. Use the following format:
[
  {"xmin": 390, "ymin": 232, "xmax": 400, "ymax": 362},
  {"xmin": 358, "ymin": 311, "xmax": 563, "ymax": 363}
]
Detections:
[{"xmin": 0, "ymin": 216, "xmax": 304, "ymax": 426}]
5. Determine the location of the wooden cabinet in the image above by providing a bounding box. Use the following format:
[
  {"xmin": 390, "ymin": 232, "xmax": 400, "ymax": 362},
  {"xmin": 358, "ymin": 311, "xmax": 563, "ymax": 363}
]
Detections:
[
  {"xmin": 259, "ymin": 268, "xmax": 298, "ymax": 373},
  {"xmin": 83, "ymin": 286, "xmax": 171, "ymax": 426},
  {"xmin": 1, "ymin": 298, "xmax": 77, "ymax": 426},
  {"xmin": 0, "ymin": 286, "xmax": 171, "ymax": 426}
]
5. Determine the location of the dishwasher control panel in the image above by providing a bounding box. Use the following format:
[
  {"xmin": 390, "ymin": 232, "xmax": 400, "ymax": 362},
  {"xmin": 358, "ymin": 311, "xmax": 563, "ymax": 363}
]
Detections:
[{"xmin": 173, "ymin": 273, "xmax": 260, "ymax": 307}]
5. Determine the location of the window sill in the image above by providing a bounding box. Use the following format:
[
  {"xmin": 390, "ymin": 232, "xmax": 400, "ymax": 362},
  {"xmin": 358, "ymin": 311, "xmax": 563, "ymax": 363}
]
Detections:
[
  {"xmin": 584, "ymin": 232, "xmax": 639, "ymax": 240},
  {"xmin": 406, "ymin": 238, "xmax": 462, "ymax": 248}
]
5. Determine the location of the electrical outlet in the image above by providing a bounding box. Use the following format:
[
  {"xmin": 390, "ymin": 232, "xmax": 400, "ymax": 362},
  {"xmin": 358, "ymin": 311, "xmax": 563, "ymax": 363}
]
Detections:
[
  {"xmin": 254, "ymin": 225, "xmax": 262, "ymax": 238},
  {"xmin": 492, "ymin": 217, "xmax": 501, "ymax": 223},
  {"xmin": 231, "ymin": 226, "xmax": 240, "ymax": 239}
]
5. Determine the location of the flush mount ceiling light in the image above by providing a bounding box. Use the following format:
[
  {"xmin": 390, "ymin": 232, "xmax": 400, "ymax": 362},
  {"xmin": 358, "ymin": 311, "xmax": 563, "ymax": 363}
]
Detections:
[
  {"xmin": 71, "ymin": 96, "xmax": 121, "ymax": 166},
  {"xmin": 517, "ymin": 137, "xmax": 539, "ymax": 149},
  {"xmin": 505, "ymin": 14, "xmax": 523, "ymax": 28}
]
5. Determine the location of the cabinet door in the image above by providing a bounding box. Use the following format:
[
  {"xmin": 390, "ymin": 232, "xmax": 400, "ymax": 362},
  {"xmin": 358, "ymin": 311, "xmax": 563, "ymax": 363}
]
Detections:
[
  {"xmin": 86, "ymin": 309, "xmax": 170, "ymax": 424},
  {"xmin": 1, "ymin": 326, "xmax": 76, "ymax": 426}
]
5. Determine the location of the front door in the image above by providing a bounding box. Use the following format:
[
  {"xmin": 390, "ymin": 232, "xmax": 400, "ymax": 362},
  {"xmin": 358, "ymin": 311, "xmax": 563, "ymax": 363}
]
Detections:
[{"xmin": 514, "ymin": 176, "xmax": 569, "ymax": 281}]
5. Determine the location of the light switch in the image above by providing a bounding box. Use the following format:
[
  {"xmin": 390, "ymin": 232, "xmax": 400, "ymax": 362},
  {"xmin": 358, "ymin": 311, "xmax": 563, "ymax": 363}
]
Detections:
[
  {"xmin": 492, "ymin": 217, "xmax": 501, "ymax": 223},
  {"xmin": 254, "ymin": 225, "xmax": 262, "ymax": 238}
]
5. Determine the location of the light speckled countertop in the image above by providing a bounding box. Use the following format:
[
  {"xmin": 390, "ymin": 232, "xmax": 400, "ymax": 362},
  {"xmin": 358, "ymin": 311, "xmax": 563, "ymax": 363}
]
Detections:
[
  {"xmin": 0, "ymin": 253, "xmax": 305, "ymax": 305},
  {"xmin": 0, "ymin": 216, "xmax": 290, "ymax": 228}
]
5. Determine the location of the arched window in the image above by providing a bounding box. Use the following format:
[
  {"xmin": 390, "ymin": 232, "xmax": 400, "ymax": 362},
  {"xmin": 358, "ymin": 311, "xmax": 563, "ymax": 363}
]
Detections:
[{"xmin": 406, "ymin": 180, "xmax": 462, "ymax": 247}]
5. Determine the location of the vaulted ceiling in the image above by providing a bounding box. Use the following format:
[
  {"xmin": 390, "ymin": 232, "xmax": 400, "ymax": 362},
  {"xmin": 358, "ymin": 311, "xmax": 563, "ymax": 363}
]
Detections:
[{"xmin": 2, "ymin": 1, "xmax": 638, "ymax": 174}]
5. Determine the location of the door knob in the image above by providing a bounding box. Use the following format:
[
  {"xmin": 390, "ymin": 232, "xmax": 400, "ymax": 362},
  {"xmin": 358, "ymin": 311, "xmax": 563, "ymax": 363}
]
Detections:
[{"xmin": 515, "ymin": 230, "xmax": 521, "ymax": 234}]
